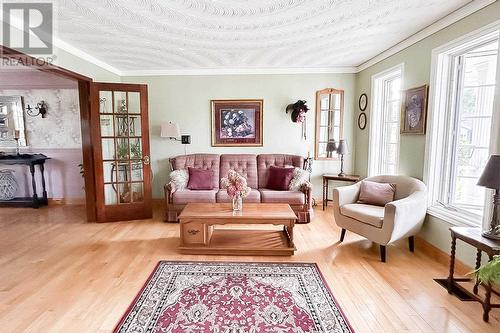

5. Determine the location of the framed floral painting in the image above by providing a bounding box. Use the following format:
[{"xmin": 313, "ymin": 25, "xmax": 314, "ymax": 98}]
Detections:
[
  {"xmin": 401, "ymin": 85, "xmax": 428, "ymax": 135},
  {"xmin": 211, "ymin": 99, "xmax": 263, "ymax": 147}
]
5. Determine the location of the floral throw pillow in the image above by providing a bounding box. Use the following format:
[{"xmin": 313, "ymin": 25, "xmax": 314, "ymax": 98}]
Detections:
[
  {"xmin": 169, "ymin": 169, "xmax": 189, "ymax": 191},
  {"xmin": 289, "ymin": 167, "xmax": 309, "ymax": 191}
]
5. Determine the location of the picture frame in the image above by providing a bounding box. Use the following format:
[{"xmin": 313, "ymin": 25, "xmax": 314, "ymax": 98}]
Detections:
[
  {"xmin": 358, "ymin": 112, "xmax": 367, "ymax": 130},
  {"xmin": 211, "ymin": 99, "xmax": 263, "ymax": 147},
  {"xmin": 401, "ymin": 85, "xmax": 428, "ymax": 135},
  {"xmin": 358, "ymin": 93, "xmax": 367, "ymax": 111}
]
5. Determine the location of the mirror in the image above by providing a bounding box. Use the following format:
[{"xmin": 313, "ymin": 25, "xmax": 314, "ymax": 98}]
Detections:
[
  {"xmin": 315, "ymin": 88, "xmax": 344, "ymax": 159},
  {"xmin": 0, "ymin": 96, "xmax": 27, "ymax": 148}
]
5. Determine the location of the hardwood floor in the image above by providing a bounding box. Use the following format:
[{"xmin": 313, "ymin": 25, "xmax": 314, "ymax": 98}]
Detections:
[{"xmin": 0, "ymin": 204, "xmax": 498, "ymax": 332}]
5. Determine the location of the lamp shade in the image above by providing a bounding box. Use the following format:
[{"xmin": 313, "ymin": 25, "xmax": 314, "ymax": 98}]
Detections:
[
  {"xmin": 160, "ymin": 122, "xmax": 181, "ymax": 139},
  {"xmin": 326, "ymin": 139, "xmax": 337, "ymax": 157},
  {"xmin": 477, "ymin": 155, "xmax": 500, "ymax": 189},
  {"xmin": 336, "ymin": 139, "xmax": 349, "ymax": 155}
]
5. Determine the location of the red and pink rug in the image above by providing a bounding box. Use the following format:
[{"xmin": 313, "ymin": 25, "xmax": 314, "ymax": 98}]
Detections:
[{"xmin": 114, "ymin": 261, "xmax": 354, "ymax": 333}]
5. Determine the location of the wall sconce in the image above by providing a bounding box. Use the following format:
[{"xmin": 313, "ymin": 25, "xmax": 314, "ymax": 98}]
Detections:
[
  {"xmin": 161, "ymin": 122, "xmax": 191, "ymax": 144},
  {"xmin": 26, "ymin": 101, "xmax": 48, "ymax": 118}
]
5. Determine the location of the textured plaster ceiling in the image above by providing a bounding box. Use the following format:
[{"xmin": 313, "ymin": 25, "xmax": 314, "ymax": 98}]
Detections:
[{"xmin": 55, "ymin": 0, "xmax": 472, "ymax": 72}]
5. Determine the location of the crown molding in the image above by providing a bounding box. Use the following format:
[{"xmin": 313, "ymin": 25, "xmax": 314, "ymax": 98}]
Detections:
[
  {"xmin": 53, "ymin": 38, "xmax": 123, "ymax": 76},
  {"xmin": 356, "ymin": 0, "xmax": 497, "ymax": 72},
  {"xmin": 120, "ymin": 66, "xmax": 358, "ymax": 76}
]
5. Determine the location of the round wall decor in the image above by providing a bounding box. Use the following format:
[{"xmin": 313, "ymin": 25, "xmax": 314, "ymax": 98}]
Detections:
[
  {"xmin": 358, "ymin": 93, "xmax": 368, "ymax": 111},
  {"xmin": 358, "ymin": 112, "xmax": 367, "ymax": 130}
]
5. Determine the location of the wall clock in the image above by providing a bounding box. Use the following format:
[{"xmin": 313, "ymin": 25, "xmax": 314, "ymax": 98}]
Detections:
[
  {"xmin": 358, "ymin": 112, "xmax": 367, "ymax": 130},
  {"xmin": 358, "ymin": 93, "xmax": 368, "ymax": 111}
]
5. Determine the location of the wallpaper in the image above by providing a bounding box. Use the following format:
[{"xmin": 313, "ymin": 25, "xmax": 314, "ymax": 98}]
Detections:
[{"xmin": 0, "ymin": 89, "xmax": 81, "ymax": 149}]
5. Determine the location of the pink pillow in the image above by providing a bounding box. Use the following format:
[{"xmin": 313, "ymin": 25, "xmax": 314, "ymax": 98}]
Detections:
[
  {"xmin": 267, "ymin": 166, "xmax": 295, "ymax": 191},
  {"xmin": 187, "ymin": 167, "xmax": 214, "ymax": 190},
  {"xmin": 357, "ymin": 180, "xmax": 396, "ymax": 206}
]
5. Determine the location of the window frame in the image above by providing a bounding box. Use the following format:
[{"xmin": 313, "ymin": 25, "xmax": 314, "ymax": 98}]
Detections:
[
  {"xmin": 424, "ymin": 21, "xmax": 500, "ymax": 227},
  {"xmin": 368, "ymin": 63, "xmax": 404, "ymax": 177}
]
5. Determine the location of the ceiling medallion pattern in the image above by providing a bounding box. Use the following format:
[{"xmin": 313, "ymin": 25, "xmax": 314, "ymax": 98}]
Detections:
[{"xmin": 56, "ymin": 0, "xmax": 470, "ymax": 71}]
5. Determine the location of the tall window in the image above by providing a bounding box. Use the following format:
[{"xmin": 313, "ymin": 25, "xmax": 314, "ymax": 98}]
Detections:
[
  {"xmin": 447, "ymin": 40, "xmax": 498, "ymax": 217},
  {"xmin": 368, "ymin": 64, "xmax": 403, "ymax": 176},
  {"xmin": 426, "ymin": 27, "xmax": 499, "ymax": 225}
]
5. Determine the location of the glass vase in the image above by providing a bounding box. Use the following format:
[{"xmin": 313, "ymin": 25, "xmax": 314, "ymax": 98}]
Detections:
[{"xmin": 232, "ymin": 195, "xmax": 243, "ymax": 211}]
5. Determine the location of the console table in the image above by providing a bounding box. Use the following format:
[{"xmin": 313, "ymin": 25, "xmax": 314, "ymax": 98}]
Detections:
[
  {"xmin": 0, "ymin": 153, "xmax": 50, "ymax": 208},
  {"xmin": 445, "ymin": 227, "xmax": 499, "ymax": 322},
  {"xmin": 322, "ymin": 174, "xmax": 360, "ymax": 210}
]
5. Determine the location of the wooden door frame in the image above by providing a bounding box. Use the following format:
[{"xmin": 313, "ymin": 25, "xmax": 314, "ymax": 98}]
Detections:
[
  {"xmin": 90, "ymin": 82, "xmax": 151, "ymax": 222},
  {"xmin": 1, "ymin": 45, "xmax": 98, "ymax": 221}
]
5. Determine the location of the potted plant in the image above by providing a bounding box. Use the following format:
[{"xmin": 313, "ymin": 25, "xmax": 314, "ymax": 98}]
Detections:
[{"xmin": 474, "ymin": 255, "xmax": 500, "ymax": 287}]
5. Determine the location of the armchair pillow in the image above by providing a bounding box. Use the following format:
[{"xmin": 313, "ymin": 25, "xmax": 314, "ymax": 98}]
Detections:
[
  {"xmin": 187, "ymin": 167, "xmax": 214, "ymax": 190},
  {"xmin": 289, "ymin": 167, "xmax": 309, "ymax": 191},
  {"xmin": 266, "ymin": 166, "xmax": 295, "ymax": 190},
  {"xmin": 357, "ymin": 180, "xmax": 396, "ymax": 206},
  {"xmin": 169, "ymin": 169, "xmax": 189, "ymax": 191}
]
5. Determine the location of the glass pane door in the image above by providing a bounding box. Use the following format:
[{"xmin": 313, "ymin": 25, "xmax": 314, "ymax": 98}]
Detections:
[
  {"xmin": 92, "ymin": 83, "xmax": 151, "ymax": 222},
  {"xmin": 99, "ymin": 90, "xmax": 145, "ymax": 205}
]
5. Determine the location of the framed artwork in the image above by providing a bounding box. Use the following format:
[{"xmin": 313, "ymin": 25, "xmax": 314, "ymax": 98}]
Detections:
[
  {"xmin": 358, "ymin": 112, "xmax": 367, "ymax": 130},
  {"xmin": 211, "ymin": 99, "xmax": 263, "ymax": 147},
  {"xmin": 401, "ymin": 85, "xmax": 428, "ymax": 135},
  {"xmin": 358, "ymin": 93, "xmax": 367, "ymax": 111}
]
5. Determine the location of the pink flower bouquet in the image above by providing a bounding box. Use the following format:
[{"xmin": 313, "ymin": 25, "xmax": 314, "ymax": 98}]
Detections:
[{"xmin": 220, "ymin": 170, "xmax": 251, "ymax": 199}]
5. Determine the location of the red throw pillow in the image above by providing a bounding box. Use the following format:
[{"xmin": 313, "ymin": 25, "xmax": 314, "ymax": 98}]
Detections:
[
  {"xmin": 267, "ymin": 166, "xmax": 295, "ymax": 191},
  {"xmin": 187, "ymin": 167, "xmax": 214, "ymax": 190},
  {"xmin": 357, "ymin": 180, "xmax": 396, "ymax": 206}
]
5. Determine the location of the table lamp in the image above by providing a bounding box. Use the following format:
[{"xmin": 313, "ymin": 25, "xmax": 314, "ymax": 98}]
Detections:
[
  {"xmin": 326, "ymin": 139, "xmax": 337, "ymax": 158},
  {"xmin": 477, "ymin": 154, "xmax": 500, "ymax": 240},
  {"xmin": 336, "ymin": 139, "xmax": 349, "ymax": 177}
]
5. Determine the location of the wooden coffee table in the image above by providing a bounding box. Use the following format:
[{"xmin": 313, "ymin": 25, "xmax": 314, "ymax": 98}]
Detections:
[{"xmin": 178, "ymin": 203, "xmax": 297, "ymax": 256}]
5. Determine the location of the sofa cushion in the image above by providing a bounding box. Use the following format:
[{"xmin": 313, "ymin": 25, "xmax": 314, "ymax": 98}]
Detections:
[
  {"xmin": 340, "ymin": 203, "xmax": 384, "ymax": 228},
  {"xmin": 169, "ymin": 169, "xmax": 188, "ymax": 191},
  {"xmin": 266, "ymin": 166, "xmax": 295, "ymax": 190},
  {"xmin": 172, "ymin": 190, "xmax": 217, "ymax": 204},
  {"xmin": 216, "ymin": 189, "xmax": 261, "ymax": 203},
  {"xmin": 187, "ymin": 167, "xmax": 214, "ymax": 190},
  {"xmin": 259, "ymin": 189, "xmax": 305, "ymax": 205},
  {"xmin": 257, "ymin": 154, "xmax": 304, "ymax": 188},
  {"xmin": 289, "ymin": 167, "xmax": 309, "ymax": 191},
  {"xmin": 358, "ymin": 180, "xmax": 396, "ymax": 206},
  {"xmin": 170, "ymin": 154, "xmax": 220, "ymax": 189},
  {"xmin": 219, "ymin": 154, "xmax": 258, "ymax": 189}
]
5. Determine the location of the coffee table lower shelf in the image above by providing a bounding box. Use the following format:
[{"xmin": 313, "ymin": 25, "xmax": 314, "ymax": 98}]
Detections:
[{"xmin": 179, "ymin": 229, "xmax": 296, "ymax": 256}]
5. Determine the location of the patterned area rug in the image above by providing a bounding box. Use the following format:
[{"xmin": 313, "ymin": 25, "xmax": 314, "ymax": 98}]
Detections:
[{"xmin": 114, "ymin": 261, "xmax": 354, "ymax": 333}]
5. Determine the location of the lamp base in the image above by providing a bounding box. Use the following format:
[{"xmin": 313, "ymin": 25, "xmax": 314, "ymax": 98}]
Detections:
[
  {"xmin": 482, "ymin": 230, "xmax": 500, "ymax": 240},
  {"xmin": 338, "ymin": 172, "xmax": 345, "ymax": 177}
]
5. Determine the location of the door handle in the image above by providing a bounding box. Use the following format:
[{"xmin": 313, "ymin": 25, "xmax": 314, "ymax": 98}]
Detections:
[{"xmin": 143, "ymin": 155, "xmax": 150, "ymax": 165}]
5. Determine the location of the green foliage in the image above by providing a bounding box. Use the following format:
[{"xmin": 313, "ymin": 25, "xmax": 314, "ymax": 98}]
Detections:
[{"xmin": 474, "ymin": 255, "xmax": 500, "ymax": 285}]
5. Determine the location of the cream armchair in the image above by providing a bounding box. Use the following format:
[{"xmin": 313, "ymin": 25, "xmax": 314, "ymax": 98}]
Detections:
[{"xmin": 332, "ymin": 175, "xmax": 427, "ymax": 262}]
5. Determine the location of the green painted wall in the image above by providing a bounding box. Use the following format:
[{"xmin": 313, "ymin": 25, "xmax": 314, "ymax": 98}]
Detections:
[
  {"xmin": 121, "ymin": 74, "xmax": 356, "ymax": 198},
  {"xmin": 354, "ymin": 2, "xmax": 500, "ymax": 266}
]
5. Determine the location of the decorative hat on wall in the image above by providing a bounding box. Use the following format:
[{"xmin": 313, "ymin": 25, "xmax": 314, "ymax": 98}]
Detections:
[{"xmin": 285, "ymin": 100, "xmax": 309, "ymax": 123}]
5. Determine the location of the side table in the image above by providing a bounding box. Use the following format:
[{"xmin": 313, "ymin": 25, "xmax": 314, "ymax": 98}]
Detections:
[
  {"xmin": 446, "ymin": 227, "xmax": 500, "ymax": 322},
  {"xmin": 0, "ymin": 153, "xmax": 50, "ymax": 208},
  {"xmin": 322, "ymin": 174, "xmax": 360, "ymax": 210}
]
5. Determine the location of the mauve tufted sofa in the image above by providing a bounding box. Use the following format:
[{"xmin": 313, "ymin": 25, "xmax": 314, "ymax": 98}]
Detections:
[{"xmin": 164, "ymin": 153, "xmax": 313, "ymax": 223}]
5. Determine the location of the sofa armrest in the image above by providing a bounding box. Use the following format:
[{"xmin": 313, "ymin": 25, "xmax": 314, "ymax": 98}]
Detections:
[
  {"xmin": 333, "ymin": 183, "xmax": 361, "ymax": 208},
  {"xmin": 300, "ymin": 181, "xmax": 313, "ymax": 209},
  {"xmin": 164, "ymin": 182, "xmax": 176, "ymax": 204},
  {"xmin": 384, "ymin": 191, "xmax": 428, "ymax": 243}
]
